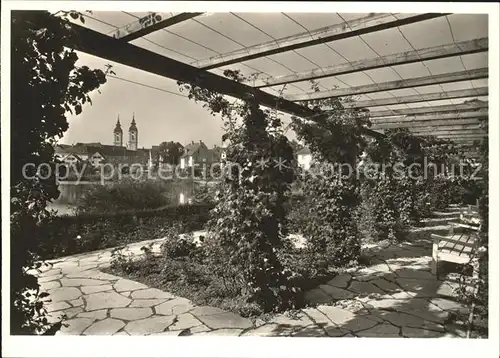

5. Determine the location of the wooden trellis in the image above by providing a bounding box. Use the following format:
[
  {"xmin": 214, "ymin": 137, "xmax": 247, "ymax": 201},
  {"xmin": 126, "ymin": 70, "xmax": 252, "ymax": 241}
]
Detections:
[{"xmin": 26, "ymin": 11, "xmax": 489, "ymax": 145}]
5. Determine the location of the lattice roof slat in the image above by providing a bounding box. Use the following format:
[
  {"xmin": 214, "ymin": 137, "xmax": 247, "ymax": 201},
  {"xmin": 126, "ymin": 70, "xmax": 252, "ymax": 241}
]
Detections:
[{"xmin": 46, "ymin": 10, "xmax": 490, "ymax": 144}]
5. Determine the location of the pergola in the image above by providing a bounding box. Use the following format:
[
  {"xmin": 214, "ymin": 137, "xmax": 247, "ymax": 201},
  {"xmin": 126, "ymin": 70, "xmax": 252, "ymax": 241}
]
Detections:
[{"xmin": 35, "ymin": 11, "xmax": 489, "ymax": 149}]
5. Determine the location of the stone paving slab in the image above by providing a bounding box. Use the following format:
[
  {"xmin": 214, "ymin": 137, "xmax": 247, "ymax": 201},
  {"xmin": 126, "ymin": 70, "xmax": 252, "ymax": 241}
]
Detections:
[{"xmin": 37, "ymin": 216, "xmax": 470, "ymax": 337}]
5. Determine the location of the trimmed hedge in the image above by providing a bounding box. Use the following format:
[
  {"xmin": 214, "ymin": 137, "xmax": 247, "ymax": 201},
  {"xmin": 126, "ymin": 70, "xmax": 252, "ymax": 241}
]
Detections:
[{"xmin": 41, "ymin": 203, "xmax": 213, "ymax": 259}]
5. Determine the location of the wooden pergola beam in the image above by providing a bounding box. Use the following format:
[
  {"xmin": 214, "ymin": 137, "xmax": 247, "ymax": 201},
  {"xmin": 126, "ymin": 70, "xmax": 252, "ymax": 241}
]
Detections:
[
  {"xmin": 411, "ymin": 129, "xmax": 486, "ymax": 136},
  {"xmin": 448, "ymin": 141, "xmax": 484, "ymax": 146},
  {"xmin": 288, "ymin": 68, "xmax": 488, "ymax": 101},
  {"xmin": 113, "ymin": 12, "xmax": 203, "ymax": 42},
  {"xmin": 369, "ymin": 110, "xmax": 488, "ymax": 123},
  {"xmin": 374, "ymin": 128, "xmax": 485, "ymax": 136},
  {"xmin": 346, "ymin": 87, "xmax": 488, "ymax": 108},
  {"xmin": 371, "ymin": 119, "xmax": 484, "ymax": 129},
  {"xmin": 369, "ymin": 101, "xmax": 488, "ymax": 117},
  {"xmin": 437, "ymin": 133, "xmax": 488, "ymax": 139},
  {"xmin": 371, "ymin": 124, "xmax": 483, "ymax": 131},
  {"xmin": 248, "ymin": 38, "xmax": 488, "ymax": 88},
  {"xmin": 374, "ymin": 130, "xmax": 485, "ymax": 138},
  {"xmin": 192, "ymin": 13, "xmax": 448, "ymax": 70}
]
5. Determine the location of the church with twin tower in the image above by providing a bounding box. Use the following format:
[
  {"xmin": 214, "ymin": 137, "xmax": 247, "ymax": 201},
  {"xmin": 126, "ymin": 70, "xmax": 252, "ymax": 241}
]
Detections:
[{"xmin": 113, "ymin": 114, "xmax": 138, "ymax": 151}]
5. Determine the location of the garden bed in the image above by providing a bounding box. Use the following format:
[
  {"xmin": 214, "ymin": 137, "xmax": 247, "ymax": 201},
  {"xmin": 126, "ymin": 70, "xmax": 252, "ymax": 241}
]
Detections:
[{"xmin": 103, "ymin": 230, "xmax": 372, "ymax": 321}]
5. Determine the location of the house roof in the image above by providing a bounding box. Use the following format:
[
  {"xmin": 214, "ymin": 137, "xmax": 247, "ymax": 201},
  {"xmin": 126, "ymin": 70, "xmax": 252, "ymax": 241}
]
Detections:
[
  {"xmin": 182, "ymin": 141, "xmax": 207, "ymax": 157},
  {"xmin": 55, "ymin": 143, "xmax": 149, "ymax": 160},
  {"xmin": 62, "ymin": 153, "xmax": 84, "ymax": 162},
  {"xmin": 210, "ymin": 146, "xmax": 227, "ymax": 161},
  {"xmin": 212, "ymin": 146, "xmax": 226, "ymax": 155}
]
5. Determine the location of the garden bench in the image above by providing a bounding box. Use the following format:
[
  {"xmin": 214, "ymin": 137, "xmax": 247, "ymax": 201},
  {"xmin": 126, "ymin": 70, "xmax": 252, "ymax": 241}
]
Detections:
[
  {"xmin": 460, "ymin": 200, "xmax": 480, "ymax": 225},
  {"xmin": 431, "ymin": 221, "xmax": 480, "ymax": 278},
  {"xmin": 431, "ymin": 209, "xmax": 483, "ymax": 338}
]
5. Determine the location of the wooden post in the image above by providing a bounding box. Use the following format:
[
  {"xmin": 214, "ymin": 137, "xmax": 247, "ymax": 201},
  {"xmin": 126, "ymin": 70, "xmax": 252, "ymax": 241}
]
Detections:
[{"xmin": 431, "ymin": 236, "xmax": 439, "ymax": 278}]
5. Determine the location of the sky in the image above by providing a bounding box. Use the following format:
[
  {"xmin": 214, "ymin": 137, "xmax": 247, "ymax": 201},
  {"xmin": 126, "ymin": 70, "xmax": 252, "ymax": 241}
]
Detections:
[{"xmin": 60, "ymin": 51, "xmax": 228, "ymax": 149}]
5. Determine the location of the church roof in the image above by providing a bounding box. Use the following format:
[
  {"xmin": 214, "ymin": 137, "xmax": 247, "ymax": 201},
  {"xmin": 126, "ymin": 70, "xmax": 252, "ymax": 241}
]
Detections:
[
  {"xmin": 114, "ymin": 118, "xmax": 123, "ymax": 133},
  {"xmin": 129, "ymin": 115, "xmax": 138, "ymax": 132}
]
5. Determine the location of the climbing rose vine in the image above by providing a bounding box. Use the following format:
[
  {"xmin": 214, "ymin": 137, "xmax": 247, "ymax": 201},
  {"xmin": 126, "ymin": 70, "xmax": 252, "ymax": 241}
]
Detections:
[
  {"xmin": 178, "ymin": 71, "xmax": 300, "ymax": 311},
  {"xmin": 290, "ymin": 95, "xmax": 368, "ymax": 272},
  {"xmin": 11, "ymin": 10, "xmax": 107, "ymax": 334}
]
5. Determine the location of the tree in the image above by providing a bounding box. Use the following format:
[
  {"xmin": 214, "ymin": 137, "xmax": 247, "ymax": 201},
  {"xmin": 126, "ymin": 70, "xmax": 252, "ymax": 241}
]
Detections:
[{"xmin": 11, "ymin": 10, "xmax": 107, "ymax": 334}]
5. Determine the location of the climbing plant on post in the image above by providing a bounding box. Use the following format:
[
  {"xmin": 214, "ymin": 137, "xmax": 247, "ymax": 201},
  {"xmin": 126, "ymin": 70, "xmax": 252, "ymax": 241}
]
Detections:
[
  {"xmin": 11, "ymin": 11, "xmax": 107, "ymax": 334},
  {"xmin": 177, "ymin": 71, "xmax": 299, "ymax": 312},
  {"xmin": 418, "ymin": 136, "xmax": 461, "ymax": 213},
  {"xmin": 474, "ymin": 119, "xmax": 489, "ymax": 336},
  {"xmin": 360, "ymin": 129, "xmax": 419, "ymax": 241},
  {"xmin": 290, "ymin": 94, "xmax": 369, "ymax": 272},
  {"xmin": 456, "ymin": 119, "xmax": 488, "ymax": 337}
]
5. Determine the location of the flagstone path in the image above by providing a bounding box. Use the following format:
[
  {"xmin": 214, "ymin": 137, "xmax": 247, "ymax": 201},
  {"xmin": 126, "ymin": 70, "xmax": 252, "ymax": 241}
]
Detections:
[{"xmin": 35, "ymin": 207, "xmax": 472, "ymax": 337}]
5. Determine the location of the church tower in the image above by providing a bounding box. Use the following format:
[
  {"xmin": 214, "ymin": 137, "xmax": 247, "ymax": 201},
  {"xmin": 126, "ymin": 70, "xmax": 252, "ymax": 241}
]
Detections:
[
  {"xmin": 113, "ymin": 115, "xmax": 123, "ymax": 147},
  {"xmin": 128, "ymin": 113, "xmax": 138, "ymax": 151}
]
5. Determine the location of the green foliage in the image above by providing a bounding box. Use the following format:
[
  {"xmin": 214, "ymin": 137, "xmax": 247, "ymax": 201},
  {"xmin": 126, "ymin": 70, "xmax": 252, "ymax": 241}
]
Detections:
[
  {"xmin": 456, "ymin": 120, "xmax": 488, "ymax": 337},
  {"xmin": 285, "ymin": 190, "xmax": 309, "ymax": 235},
  {"xmin": 300, "ymin": 170, "xmax": 362, "ymax": 271},
  {"xmin": 179, "ymin": 71, "xmax": 301, "ymax": 312},
  {"xmin": 360, "ymin": 131, "xmax": 415, "ymax": 241},
  {"xmin": 160, "ymin": 225, "xmax": 198, "ymax": 259},
  {"xmin": 289, "ymin": 139, "xmax": 304, "ymax": 153},
  {"xmin": 108, "ymin": 247, "xmax": 266, "ymax": 318},
  {"xmin": 413, "ymin": 134, "xmax": 476, "ymax": 214},
  {"xmin": 41, "ymin": 203, "xmax": 213, "ymax": 259},
  {"xmin": 11, "ymin": 10, "xmax": 106, "ymax": 334},
  {"xmin": 289, "ymin": 95, "xmax": 367, "ymax": 272},
  {"xmin": 192, "ymin": 182, "xmax": 217, "ymax": 205},
  {"xmin": 360, "ymin": 128, "xmax": 477, "ymax": 242},
  {"xmin": 74, "ymin": 179, "xmax": 174, "ymax": 215},
  {"xmin": 205, "ymin": 102, "xmax": 299, "ymax": 311},
  {"xmin": 109, "ymin": 246, "xmax": 137, "ymax": 274}
]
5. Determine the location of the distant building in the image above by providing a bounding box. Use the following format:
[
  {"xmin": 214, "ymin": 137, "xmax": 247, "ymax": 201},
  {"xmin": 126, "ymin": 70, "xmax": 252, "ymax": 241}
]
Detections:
[
  {"xmin": 54, "ymin": 114, "xmax": 152, "ymax": 172},
  {"xmin": 296, "ymin": 147, "xmax": 312, "ymax": 170},
  {"xmin": 128, "ymin": 114, "xmax": 138, "ymax": 151},
  {"xmin": 113, "ymin": 116, "xmax": 123, "ymax": 147},
  {"xmin": 180, "ymin": 140, "xmax": 217, "ymax": 169}
]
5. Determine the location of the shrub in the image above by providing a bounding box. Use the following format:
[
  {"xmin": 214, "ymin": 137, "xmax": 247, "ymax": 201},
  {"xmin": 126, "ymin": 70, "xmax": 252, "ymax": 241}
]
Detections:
[
  {"xmin": 109, "ymin": 246, "xmax": 136, "ymax": 274},
  {"xmin": 74, "ymin": 179, "xmax": 175, "ymax": 215},
  {"xmin": 160, "ymin": 225, "xmax": 198, "ymax": 259},
  {"xmin": 285, "ymin": 188, "xmax": 311, "ymax": 235},
  {"xmin": 298, "ymin": 169, "xmax": 362, "ymax": 271},
  {"xmin": 192, "ymin": 182, "xmax": 218, "ymax": 205},
  {"xmin": 41, "ymin": 203, "xmax": 213, "ymax": 259},
  {"xmin": 361, "ymin": 176, "xmax": 408, "ymax": 242}
]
